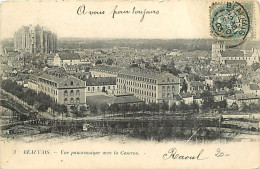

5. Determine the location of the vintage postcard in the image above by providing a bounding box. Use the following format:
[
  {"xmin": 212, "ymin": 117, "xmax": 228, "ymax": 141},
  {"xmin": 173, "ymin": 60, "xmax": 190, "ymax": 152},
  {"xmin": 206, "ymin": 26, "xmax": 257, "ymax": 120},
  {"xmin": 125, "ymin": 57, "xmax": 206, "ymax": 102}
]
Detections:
[{"xmin": 0, "ymin": 0, "xmax": 260, "ymax": 168}]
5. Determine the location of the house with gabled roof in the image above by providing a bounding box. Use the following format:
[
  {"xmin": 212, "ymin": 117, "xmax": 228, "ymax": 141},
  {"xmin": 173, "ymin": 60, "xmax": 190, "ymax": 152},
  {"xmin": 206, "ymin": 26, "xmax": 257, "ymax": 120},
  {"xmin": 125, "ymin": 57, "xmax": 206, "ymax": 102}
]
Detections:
[
  {"xmin": 53, "ymin": 52, "xmax": 81, "ymax": 67},
  {"xmin": 212, "ymin": 43, "xmax": 260, "ymax": 66},
  {"xmin": 117, "ymin": 67, "xmax": 180, "ymax": 104},
  {"xmin": 242, "ymin": 83, "xmax": 260, "ymax": 96},
  {"xmin": 37, "ymin": 73, "xmax": 86, "ymax": 108},
  {"xmin": 226, "ymin": 93, "xmax": 259, "ymax": 108}
]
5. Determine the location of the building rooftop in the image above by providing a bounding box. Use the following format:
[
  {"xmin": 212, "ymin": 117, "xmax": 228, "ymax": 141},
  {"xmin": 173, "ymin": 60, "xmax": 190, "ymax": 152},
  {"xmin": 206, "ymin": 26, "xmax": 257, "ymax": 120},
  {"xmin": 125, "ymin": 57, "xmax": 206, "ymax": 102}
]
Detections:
[
  {"xmin": 211, "ymin": 90, "xmax": 229, "ymax": 96},
  {"xmin": 84, "ymin": 77, "xmax": 116, "ymax": 86},
  {"xmin": 174, "ymin": 94, "xmax": 183, "ymax": 101},
  {"xmin": 39, "ymin": 73, "xmax": 85, "ymax": 88},
  {"xmin": 250, "ymin": 84, "xmax": 260, "ymax": 90},
  {"xmin": 180, "ymin": 92, "xmax": 193, "ymax": 98},
  {"xmin": 190, "ymin": 81, "xmax": 205, "ymax": 87},
  {"xmin": 58, "ymin": 52, "xmax": 81, "ymax": 60},
  {"xmin": 227, "ymin": 93, "xmax": 259, "ymax": 100},
  {"xmin": 225, "ymin": 60, "xmax": 247, "ymax": 65},
  {"xmin": 119, "ymin": 67, "xmax": 162, "ymax": 79},
  {"xmin": 39, "ymin": 73, "xmax": 65, "ymax": 83},
  {"xmin": 220, "ymin": 51, "xmax": 244, "ymax": 58},
  {"xmin": 91, "ymin": 65, "xmax": 123, "ymax": 74}
]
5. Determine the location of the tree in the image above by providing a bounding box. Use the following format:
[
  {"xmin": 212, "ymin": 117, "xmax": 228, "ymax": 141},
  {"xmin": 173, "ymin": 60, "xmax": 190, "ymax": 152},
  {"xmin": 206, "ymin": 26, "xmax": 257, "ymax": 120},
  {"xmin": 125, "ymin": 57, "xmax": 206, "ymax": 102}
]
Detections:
[
  {"xmin": 215, "ymin": 100, "xmax": 227, "ymax": 109},
  {"xmin": 153, "ymin": 56, "xmax": 159, "ymax": 62},
  {"xmin": 75, "ymin": 106, "xmax": 86, "ymax": 117},
  {"xmin": 180, "ymin": 79, "xmax": 188, "ymax": 93},
  {"xmin": 170, "ymin": 103, "xmax": 177, "ymax": 112},
  {"xmin": 179, "ymin": 102, "xmax": 190, "ymax": 113},
  {"xmin": 161, "ymin": 65, "xmax": 168, "ymax": 72},
  {"xmin": 106, "ymin": 58, "xmax": 114, "ymax": 65},
  {"xmin": 184, "ymin": 65, "xmax": 191, "ymax": 74},
  {"xmin": 90, "ymin": 104, "xmax": 98, "ymax": 115},
  {"xmin": 95, "ymin": 60, "xmax": 102, "ymax": 65},
  {"xmin": 201, "ymin": 91, "xmax": 214, "ymax": 110},
  {"xmin": 148, "ymin": 102, "xmax": 159, "ymax": 117},
  {"xmin": 70, "ymin": 105, "xmax": 79, "ymax": 116},
  {"xmin": 138, "ymin": 102, "xmax": 147, "ymax": 112},
  {"xmin": 168, "ymin": 59, "xmax": 180, "ymax": 76},
  {"xmin": 251, "ymin": 63, "xmax": 260, "ymax": 71},
  {"xmin": 130, "ymin": 104, "xmax": 138, "ymax": 112},
  {"xmin": 37, "ymin": 104, "xmax": 49, "ymax": 112},
  {"xmin": 227, "ymin": 76, "xmax": 237, "ymax": 89},
  {"xmin": 230, "ymin": 102, "xmax": 238, "ymax": 111},
  {"xmin": 59, "ymin": 105, "xmax": 68, "ymax": 118},
  {"xmin": 119, "ymin": 104, "xmax": 130, "ymax": 118},
  {"xmin": 24, "ymin": 89, "xmax": 37, "ymax": 106},
  {"xmin": 109, "ymin": 103, "xmax": 120, "ymax": 116},
  {"xmin": 160, "ymin": 101, "xmax": 169, "ymax": 118},
  {"xmin": 241, "ymin": 103, "xmax": 259, "ymax": 113},
  {"xmin": 100, "ymin": 103, "xmax": 109, "ymax": 118},
  {"xmin": 249, "ymin": 103, "xmax": 260, "ymax": 112},
  {"xmin": 190, "ymin": 101, "xmax": 199, "ymax": 114}
]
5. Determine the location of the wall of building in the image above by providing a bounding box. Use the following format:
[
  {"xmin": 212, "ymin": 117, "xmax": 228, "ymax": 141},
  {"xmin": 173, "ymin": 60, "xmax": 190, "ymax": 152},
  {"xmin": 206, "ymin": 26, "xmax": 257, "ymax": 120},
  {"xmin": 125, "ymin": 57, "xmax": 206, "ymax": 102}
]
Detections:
[
  {"xmin": 90, "ymin": 70, "xmax": 117, "ymax": 78},
  {"xmin": 117, "ymin": 72, "xmax": 180, "ymax": 104}
]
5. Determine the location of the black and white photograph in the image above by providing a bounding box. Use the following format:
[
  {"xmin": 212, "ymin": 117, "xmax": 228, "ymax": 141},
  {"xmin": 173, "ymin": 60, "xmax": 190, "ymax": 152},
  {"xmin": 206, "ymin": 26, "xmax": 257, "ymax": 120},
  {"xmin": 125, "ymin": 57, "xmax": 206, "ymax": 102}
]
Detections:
[{"xmin": 0, "ymin": 0, "xmax": 259, "ymax": 168}]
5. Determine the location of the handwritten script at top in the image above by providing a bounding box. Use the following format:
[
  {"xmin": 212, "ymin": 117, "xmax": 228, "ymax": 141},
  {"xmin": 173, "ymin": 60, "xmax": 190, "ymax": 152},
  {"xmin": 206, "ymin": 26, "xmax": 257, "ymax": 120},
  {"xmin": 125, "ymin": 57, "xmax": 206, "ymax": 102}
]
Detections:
[{"xmin": 77, "ymin": 5, "xmax": 160, "ymax": 22}]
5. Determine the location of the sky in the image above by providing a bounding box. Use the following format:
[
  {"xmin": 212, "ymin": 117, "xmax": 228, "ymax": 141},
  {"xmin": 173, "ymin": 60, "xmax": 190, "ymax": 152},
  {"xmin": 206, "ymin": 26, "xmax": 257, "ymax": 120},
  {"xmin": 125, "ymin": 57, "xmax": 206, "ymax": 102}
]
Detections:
[{"xmin": 0, "ymin": 0, "xmax": 259, "ymax": 39}]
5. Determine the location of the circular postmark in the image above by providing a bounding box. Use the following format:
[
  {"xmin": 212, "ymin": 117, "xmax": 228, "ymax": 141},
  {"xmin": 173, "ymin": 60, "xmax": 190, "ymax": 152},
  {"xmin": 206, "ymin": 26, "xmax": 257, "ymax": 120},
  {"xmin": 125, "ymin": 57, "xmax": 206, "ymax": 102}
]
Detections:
[{"xmin": 210, "ymin": 2, "xmax": 251, "ymax": 47}]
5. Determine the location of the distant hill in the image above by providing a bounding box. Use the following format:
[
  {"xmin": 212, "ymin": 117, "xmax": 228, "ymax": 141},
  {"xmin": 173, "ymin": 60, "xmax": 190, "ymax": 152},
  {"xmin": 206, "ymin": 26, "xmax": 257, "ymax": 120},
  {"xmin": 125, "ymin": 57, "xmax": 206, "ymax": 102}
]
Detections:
[
  {"xmin": 58, "ymin": 38, "xmax": 260, "ymax": 51},
  {"xmin": 58, "ymin": 38, "xmax": 215, "ymax": 51},
  {"xmin": 1, "ymin": 38, "xmax": 259, "ymax": 51}
]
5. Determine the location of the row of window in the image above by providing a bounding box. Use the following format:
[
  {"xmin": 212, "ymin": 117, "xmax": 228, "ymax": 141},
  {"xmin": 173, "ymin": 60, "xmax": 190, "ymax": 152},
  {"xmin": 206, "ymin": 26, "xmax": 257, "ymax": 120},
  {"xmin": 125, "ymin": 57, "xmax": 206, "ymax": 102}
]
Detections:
[
  {"xmin": 117, "ymin": 79, "xmax": 157, "ymax": 91},
  {"xmin": 162, "ymin": 86, "xmax": 175, "ymax": 91},
  {"xmin": 118, "ymin": 74, "xmax": 157, "ymax": 84},
  {"xmin": 225, "ymin": 57, "xmax": 256, "ymax": 60},
  {"xmin": 64, "ymin": 90, "xmax": 80, "ymax": 96},
  {"xmin": 162, "ymin": 93, "xmax": 172, "ymax": 98},
  {"xmin": 64, "ymin": 97, "xmax": 80, "ymax": 104},
  {"xmin": 64, "ymin": 81, "xmax": 80, "ymax": 86},
  {"xmin": 118, "ymin": 84, "xmax": 157, "ymax": 98},
  {"xmin": 87, "ymin": 86, "xmax": 116, "ymax": 92},
  {"xmin": 39, "ymin": 78, "xmax": 57, "ymax": 87},
  {"xmin": 39, "ymin": 85, "xmax": 57, "ymax": 95}
]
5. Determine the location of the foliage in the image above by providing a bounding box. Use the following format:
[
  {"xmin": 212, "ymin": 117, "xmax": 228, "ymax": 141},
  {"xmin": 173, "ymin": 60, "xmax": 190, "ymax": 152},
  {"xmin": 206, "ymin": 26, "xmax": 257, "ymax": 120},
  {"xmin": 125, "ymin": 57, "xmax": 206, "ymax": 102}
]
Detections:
[
  {"xmin": 183, "ymin": 65, "xmax": 191, "ymax": 74},
  {"xmin": 90, "ymin": 104, "xmax": 98, "ymax": 115},
  {"xmin": 109, "ymin": 103, "xmax": 120, "ymax": 113},
  {"xmin": 100, "ymin": 103, "xmax": 109, "ymax": 117},
  {"xmin": 95, "ymin": 60, "xmax": 102, "ymax": 65},
  {"xmin": 147, "ymin": 102, "xmax": 159, "ymax": 112},
  {"xmin": 241, "ymin": 103, "xmax": 260, "ymax": 112},
  {"xmin": 214, "ymin": 76, "xmax": 237, "ymax": 90},
  {"xmin": 160, "ymin": 101, "xmax": 169, "ymax": 112},
  {"xmin": 180, "ymin": 79, "xmax": 188, "ymax": 93},
  {"xmin": 190, "ymin": 101, "xmax": 199, "ymax": 113},
  {"xmin": 106, "ymin": 58, "xmax": 114, "ymax": 65},
  {"xmin": 160, "ymin": 59, "xmax": 181, "ymax": 76},
  {"xmin": 251, "ymin": 63, "xmax": 260, "ymax": 71},
  {"xmin": 179, "ymin": 102, "xmax": 190, "ymax": 112},
  {"xmin": 201, "ymin": 91, "xmax": 214, "ymax": 110},
  {"xmin": 169, "ymin": 103, "xmax": 177, "ymax": 112},
  {"xmin": 1, "ymin": 80, "xmax": 67, "ymax": 114}
]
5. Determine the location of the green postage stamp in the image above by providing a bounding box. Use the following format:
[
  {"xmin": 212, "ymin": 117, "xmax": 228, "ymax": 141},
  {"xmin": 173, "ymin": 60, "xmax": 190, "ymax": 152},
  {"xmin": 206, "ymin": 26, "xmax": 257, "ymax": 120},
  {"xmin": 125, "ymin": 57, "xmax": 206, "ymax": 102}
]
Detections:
[{"xmin": 210, "ymin": 1, "xmax": 254, "ymax": 47}]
